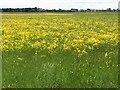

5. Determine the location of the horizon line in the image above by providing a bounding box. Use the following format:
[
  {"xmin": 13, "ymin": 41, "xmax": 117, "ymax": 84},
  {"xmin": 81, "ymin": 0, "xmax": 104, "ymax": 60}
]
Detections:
[{"xmin": 0, "ymin": 7, "xmax": 118, "ymax": 10}]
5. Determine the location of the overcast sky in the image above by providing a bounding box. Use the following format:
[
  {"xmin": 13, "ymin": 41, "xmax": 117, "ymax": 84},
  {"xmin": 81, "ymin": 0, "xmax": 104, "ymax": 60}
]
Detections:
[{"xmin": 0, "ymin": 0, "xmax": 119, "ymax": 9}]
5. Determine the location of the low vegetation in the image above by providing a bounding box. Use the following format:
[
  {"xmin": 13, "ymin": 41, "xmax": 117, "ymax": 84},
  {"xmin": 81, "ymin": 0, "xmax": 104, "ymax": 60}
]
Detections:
[{"xmin": 1, "ymin": 12, "xmax": 118, "ymax": 88}]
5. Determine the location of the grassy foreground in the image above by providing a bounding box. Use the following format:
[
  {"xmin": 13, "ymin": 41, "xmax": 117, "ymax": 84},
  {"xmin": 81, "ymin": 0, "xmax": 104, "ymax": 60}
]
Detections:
[
  {"xmin": 2, "ymin": 12, "xmax": 118, "ymax": 88},
  {"xmin": 3, "ymin": 44, "xmax": 118, "ymax": 88}
]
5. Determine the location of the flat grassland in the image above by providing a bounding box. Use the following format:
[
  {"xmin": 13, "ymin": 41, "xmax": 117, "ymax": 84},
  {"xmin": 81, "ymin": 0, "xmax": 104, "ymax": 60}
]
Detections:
[{"xmin": 1, "ymin": 12, "xmax": 118, "ymax": 88}]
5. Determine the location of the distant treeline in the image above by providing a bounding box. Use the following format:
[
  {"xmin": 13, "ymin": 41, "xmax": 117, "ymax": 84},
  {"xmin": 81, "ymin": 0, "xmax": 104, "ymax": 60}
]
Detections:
[{"xmin": 0, "ymin": 7, "xmax": 119, "ymax": 12}]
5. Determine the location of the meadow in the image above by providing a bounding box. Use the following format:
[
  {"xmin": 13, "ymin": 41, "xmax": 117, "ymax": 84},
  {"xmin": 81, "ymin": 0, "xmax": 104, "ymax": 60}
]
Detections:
[{"xmin": 1, "ymin": 12, "xmax": 119, "ymax": 88}]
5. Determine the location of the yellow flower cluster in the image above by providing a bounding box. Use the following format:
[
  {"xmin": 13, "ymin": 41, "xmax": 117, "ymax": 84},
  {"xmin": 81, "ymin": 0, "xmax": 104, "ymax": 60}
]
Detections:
[{"xmin": 2, "ymin": 13, "xmax": 118, "ymax": 55}]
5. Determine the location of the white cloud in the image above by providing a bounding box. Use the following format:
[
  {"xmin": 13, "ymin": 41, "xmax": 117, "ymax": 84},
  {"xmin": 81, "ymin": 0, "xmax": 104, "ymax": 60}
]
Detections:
[{"xmin": 0, "ymin": 0, "xmax": 119, "ymax": 9}]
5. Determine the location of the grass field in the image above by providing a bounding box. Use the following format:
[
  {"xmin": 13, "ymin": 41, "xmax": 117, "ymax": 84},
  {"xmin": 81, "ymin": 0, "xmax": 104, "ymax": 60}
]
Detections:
[{"xmin": 1, "ymin": 12, "xmax": 119, "ymax": 88}]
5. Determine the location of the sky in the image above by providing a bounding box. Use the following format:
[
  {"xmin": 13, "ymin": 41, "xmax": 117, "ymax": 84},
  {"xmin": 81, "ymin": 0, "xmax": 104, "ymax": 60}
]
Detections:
[{"xmin": 0, "ymin": 0, "xmax": 119, "ymax": 10}]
